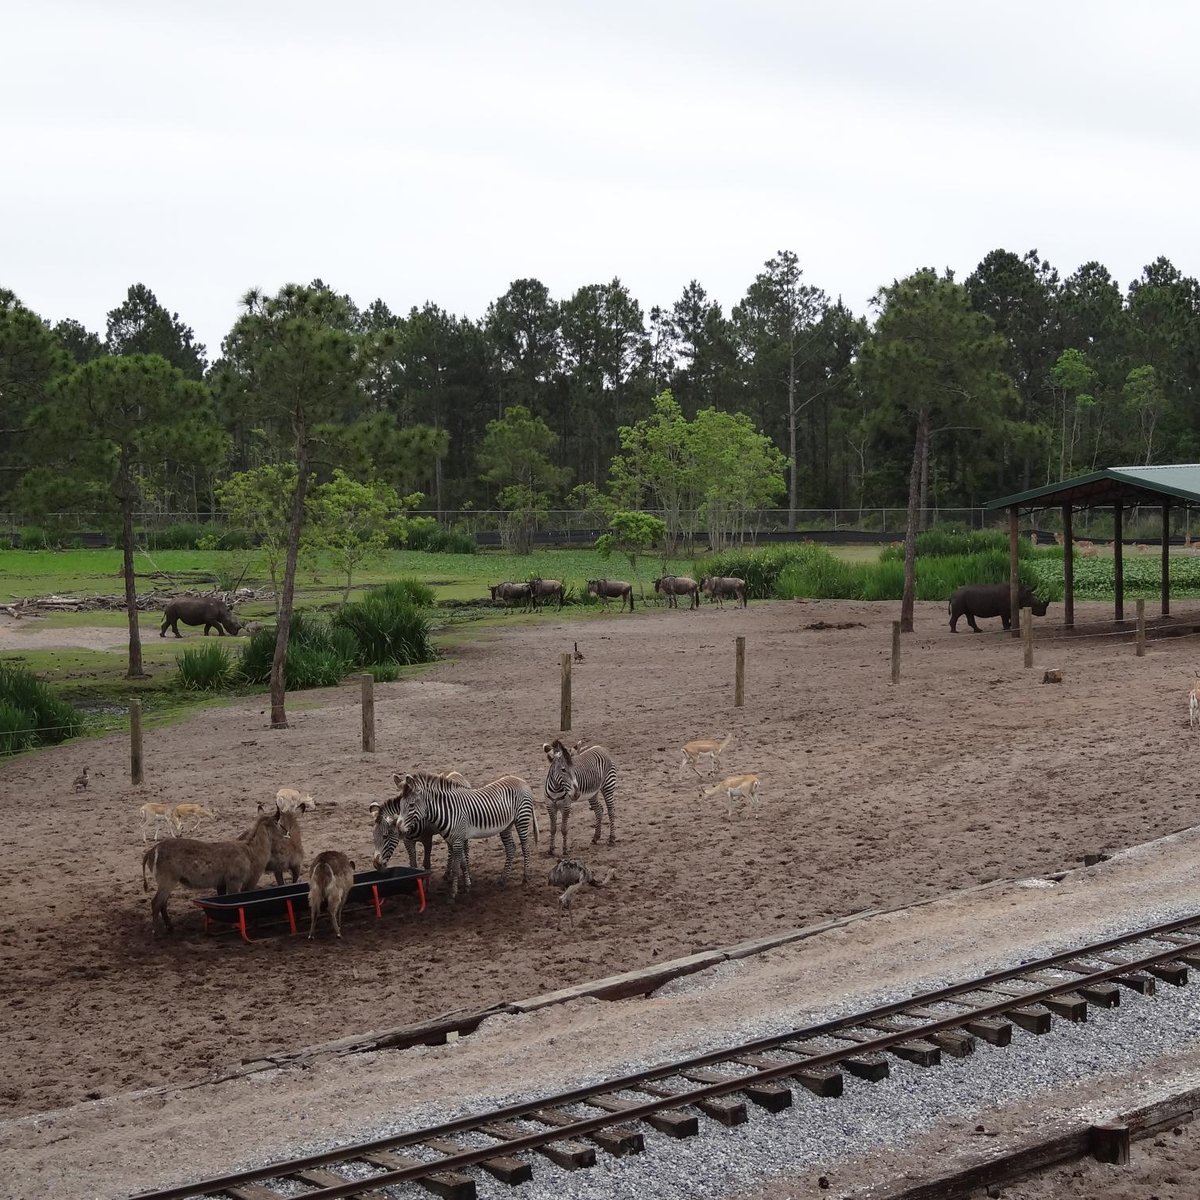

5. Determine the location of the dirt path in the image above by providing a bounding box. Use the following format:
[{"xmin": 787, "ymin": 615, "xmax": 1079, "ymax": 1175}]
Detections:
[{"xmin": 0, "ymin": 598, "xmax": 1195, "ymax": 1122}]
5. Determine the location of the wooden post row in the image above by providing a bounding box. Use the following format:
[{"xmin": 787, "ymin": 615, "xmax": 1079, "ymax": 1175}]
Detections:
[
  {"xmin": 560, "ymin": 653, "xmax": 572, "ymax": 732},
  {"xmin": 360, "ymin": 673, "xmax": 376, "ymax": 753},
  {"xmin": 891, "ymin": 621, "xmax": 901, "ymax": 684},
  {"xmin": 734, "ymin": 636, "xmax": 745, "ymax": 708},
  {"xmin": 130, "ymin": 697, "xmax": 144, "ymax": 786}
]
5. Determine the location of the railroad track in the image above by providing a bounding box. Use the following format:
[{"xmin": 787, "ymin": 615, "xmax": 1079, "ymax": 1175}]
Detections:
[{"xmin": 132, "ymin": 912, "xmax": 1200, "ymax": 1200}]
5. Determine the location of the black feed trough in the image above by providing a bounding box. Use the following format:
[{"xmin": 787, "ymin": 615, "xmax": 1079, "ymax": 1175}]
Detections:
[{"xmin": 192, "ymin": 865, "xmax": 429, "ymax": 943}]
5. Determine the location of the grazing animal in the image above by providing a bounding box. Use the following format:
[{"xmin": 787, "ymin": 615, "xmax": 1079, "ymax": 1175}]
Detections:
[
  {"xmin": 1054, "ymin": 531, "xmax": 1065, "ymax": 546},
  {"xmin": 73, "ymin": 766, "xmax": 89, "ymax": 793},
  {"xmin": 307, "ymin": 850, "xmax": 356, "ymax": 939},
  {"xmin": 238, "ymin": 801, "xmax": 304, "ymax": 885},
  {"xmin": 275, "ymin": 787, "xmax": 315, "ymax": 813},
  {"xmin": 586, "ymin": 579, "xmax": 634, "ymax": 611},
  {"xmin": 699, "ymin": 575, "xmax": 748, "ymax": 608},
  {"xmin": 142, "ymin": 806, "xmax": 286, "ymax": 932},
  {"xmin": 573, "ymin": 641, "xmax": 584, "ymax": 663},
  {"xmin": 541, "ymin": 738, "xmax": 617, "ymax": 856},
  {"xmin": 1076, "ymin": 539, "xmax": 1099, "ymax": 558},
  {"xmin": 700, "ymin": 773, "xmax": 761, "ymax": 819},
  {"xmin": 171, "ymin": 803, "xmax": 214, "ymax": 835},
  {"xmin": 548, "ymin": 857, "xmax": 616, "ymax": 925},
  {"xmin": 140, "ymin": 802, "xmax": 177, "ymax": 843},
  {"xmin": 680, "ymin": 733, "xmax": 733, "ymax": 780},
  {"xmin": 529, "ymin": 578, "xmax": 565, "ymax": 611},
  {"xmin": 382, "ymin": 769, "xmax": 471, "ymax": 873},
  {"xmin": 948, "ymin": 583, "xmax": 1049, "ymax": 633},
  {"xmin": 372, "ymin": 771, "xmax": 539, "ymax": 900},
  {"xmin": 653, "ymin": 575, "xmax": 700, "ymax": 609},
  {"xmin": 488, "ymin": 581, "xmax": 533, "ymax": 610},
  {"xmin": 1190, "ymin": 680, "xmax": 1200, "ymax": 730},
  {"xmin": 159, "ymin": 595, "xmax": 242, "ymax": 638}
]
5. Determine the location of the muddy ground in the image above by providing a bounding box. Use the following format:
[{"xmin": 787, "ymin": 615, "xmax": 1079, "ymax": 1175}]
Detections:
[{"xmin": 1, "ymin": 597, "xmax": 1196, "ymax": 1118}]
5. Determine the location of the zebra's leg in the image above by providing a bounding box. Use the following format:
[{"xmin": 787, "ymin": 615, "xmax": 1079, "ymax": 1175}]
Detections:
[
  {"xmin": 447, "ymin": 839, "xmax": 466, "ymax": 899},
  {"xmin": 517, "ymin": 816, "xmax": 531, "ymax": 884},
  {"xmin": 603, "ymin": 778, "xmax": 617, "ymax": 845},
  {"xmin": 560, "ymin": 801, "xmax": 570, "ymax": 856},
  {"xmin": 546, "ymin": 801, "xmax": 558, "ymax": 857},
  {"xmin": 498, "ymin": 828, "xmax": 516, "ymax": 886},
  {"xmin": 590, "ymin": 795, "xmax": 604, "ymax": 844}
]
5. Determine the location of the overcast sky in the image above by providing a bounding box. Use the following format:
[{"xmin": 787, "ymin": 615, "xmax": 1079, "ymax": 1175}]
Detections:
[{"xmin": 4, "ymin": 0, "xmax": 1198, "ymax": 356}]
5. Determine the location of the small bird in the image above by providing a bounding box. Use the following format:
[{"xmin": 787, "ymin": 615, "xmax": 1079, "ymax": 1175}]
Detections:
[
  {"xmin": 573, "ymin": 641, "xmax": 584, "ymax": 663},
  {"xmin": 72, "ymin": 766, "xmax": 89, "ymax": 793}
]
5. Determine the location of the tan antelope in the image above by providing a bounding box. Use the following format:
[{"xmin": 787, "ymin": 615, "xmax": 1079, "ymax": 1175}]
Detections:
[
  {"xmin": 700, "ymin": 773, "xmax": 761, "ymax": 820},
  {"xmin": 171, "ymin": 803, "xmax": 214, "ymax": 836},
  {"xmin": 680, "ymin": 734, "xmax": 733, "ymax": 780},
  {"xmin": 275, "ymin": 788, "xmax": 315, "ymax": 812},
  {"xmin": 307, "ymin": 850, "xmax": 356, "ymax": 939},
  {"xmin": 1189, "ymin": 678, "xmax": 1200, "ymax": 730},
  {"xmin": 140, "ymin": 802, "xmax": 177, "ymax": 843}
]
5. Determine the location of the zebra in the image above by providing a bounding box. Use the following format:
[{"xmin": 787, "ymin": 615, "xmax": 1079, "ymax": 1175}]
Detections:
[
  {"xmin": 370, "ymin": 769, "xmax": 471, "ymax": 877},
  {"xmin": 541, "ymin": 738, "xmax": 617, "ymax": 857},
  {"xmin": 372, "ymin": 770, "xmax": 538, "ymax": 900},
  {"xmin": 653, "ymin": 575, "xmax": 700, "ymax": 609}
]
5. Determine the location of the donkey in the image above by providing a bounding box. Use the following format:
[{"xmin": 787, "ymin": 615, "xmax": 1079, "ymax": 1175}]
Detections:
[
  {"xmin": 530, "ymin": 578, "xmax": 565, "ymax": 610},
  {"xmin": 307, "ymin": 850, "xmax": 356, "ymax": 939},
  {"xmin": 586, "ymin": 579, "xmax": 634, "ymax": 612},
  {"xmin": 653, "ymin": 575, "xmax": 700, "ymax": 609},
  {"xmin": 489, "ymin": 581, "xmax": 533, "ymax": 610},
  {"xmin": 142, "ymin": 806, "xmax": 286, "ymax": 932},
  {"xmin": 700, "ymin": 575, "xmax": 748, "ymax": 608}
]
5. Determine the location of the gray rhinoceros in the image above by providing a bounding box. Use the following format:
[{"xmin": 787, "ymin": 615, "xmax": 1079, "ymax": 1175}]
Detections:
[
  {"xmin": 948, "ymin": 583, "xmax": 1049, "ymax": 633},
  {"xmin": 159, "ymin": 595, "xmax": 243, "ymax": 638}
]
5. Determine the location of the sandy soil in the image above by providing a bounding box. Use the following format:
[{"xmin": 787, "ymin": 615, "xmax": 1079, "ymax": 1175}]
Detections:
[{"xmin": 1, "ymin": 597, "xmax": 1197, "ymax": 1126}]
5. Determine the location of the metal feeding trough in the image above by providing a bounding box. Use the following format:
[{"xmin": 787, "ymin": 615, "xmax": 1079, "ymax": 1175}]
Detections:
[{"xmin": 192, "ymin": 865, "xmax": 429, "ymax": 943}]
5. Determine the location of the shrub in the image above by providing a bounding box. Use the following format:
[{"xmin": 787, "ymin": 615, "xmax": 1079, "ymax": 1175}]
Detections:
[
  {"xmin": 880, "ymin": 529, "xmax": 1032, "ymax": 562},
  {"xmin": 374, "ymin": 578, "xmax": 436, "ymax": 608},
  {"xmin": 0, "ymin": 663, "xmax": 84, "ymax": 751},
  {"xmin": 332, "ymin": 585, "xmax": 436, "ymax": 667},
  {"xmin": 405, "ymin": 517, "xmax": 477, "ymax": 554},
  {"xmin": 365, "ymin": 659, "xmax": 402, "ymax": 682},
  {"xmin": 0, "ymin": 701, "xmax": 37, "ymax": 755},
  {"xmin": 152, "ymin": 522, "xmax": 212, "ymax": 550},
  {"xmin": 694, "ymin": 545, "xmax": 827, "ymax": 600},
  {"xmin": 238, "ymin": 611, "xmax": 354, "ymax": 689},
  {"xmin": 176, "ymin": 643, "xmax": 238, "ymax": 691}
]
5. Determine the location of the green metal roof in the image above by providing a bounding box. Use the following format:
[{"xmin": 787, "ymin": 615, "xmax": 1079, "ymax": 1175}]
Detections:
[{"xmin": 986, "ymin": 465, "xmax": 1200, "ymax": 510}]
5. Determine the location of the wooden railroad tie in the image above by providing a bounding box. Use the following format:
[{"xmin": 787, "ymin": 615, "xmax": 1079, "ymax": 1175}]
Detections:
[
  {"xmin": 424, "ymin": 1138, "xmax": 531, "ymax": 1185},
  {"xmin": 780, "ymin": 1038, "xmax": 891, "ymax": 1081},
  {"xmin": 861, "ymin": 1019, "xmax": 976, "ymax": 1059},
  {"xmin": 478, "ymin": 1121, "xmax": 594, "ymax": 1169},
  {"xmin": 831, "ymin": 1028, "xmax": 941, "ymax": 1068},
  {"xmin": 532, "ymin": 1108, "xmax": 644, "ymax": 1157},
  {"xmin": 681, "ymin": 1068, "xmax": 794, "ymax": 1112},
  {"xmin": 731, "ymin": 1052, "xmax": 845, "ymax": 1096},
  {"xmin": 905, "ymin": 1008, "xmax": 1013, "ymax": 1047},
  {"xmin": 587, "ymin": 1093, "xmax": 700, "ymax": 1137},
  {"xmin": 636, "ymin": 1080, "xmax": 748, "ymax": 1127},
  {"xmin": 977, "ymin": 983, "xmax": 1088, "ymax": 1023},
  {"xmin": 1059, "ymin": 959, "xmax": 1157, "ymax": 995},
  {"xmin": 286, "ymin": 1167, "xmax": 394, "ymax": 1200},
  {"xmin": 359, "ymin": 1150, "xmax": 477, "ymax": 1198}
]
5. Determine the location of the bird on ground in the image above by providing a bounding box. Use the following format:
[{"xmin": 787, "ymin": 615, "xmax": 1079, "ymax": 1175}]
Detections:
[
  {"xmin": 72, "ymin": 766, "xmax": 89, "ymax": 793},
  {"xmin": 573, "ymin": 641, "xmax": 584, "ymax": 663}
]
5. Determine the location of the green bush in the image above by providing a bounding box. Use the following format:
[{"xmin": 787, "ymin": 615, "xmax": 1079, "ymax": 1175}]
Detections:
[
  {"xmin": 374, "ymin": 578, "xmax": 436, "ymax": 608},
  {"xmin": 880, "ymin": 529, "xmax": 1033, "ymax": 561},
  {"xmin": 405, "ymin": 518, "xmax": 477, "ymax": 554},
  {"xmin": 0, "ymin": 701, "xmax": 37, "ymax": 755},
  {"xmin": 238, "ymin": 611, "xmax": 355, "ymax": 689},
  {"xmin": 176, "ymin": 643, "xmax": 238, "ymax": 691},
  {"xmin": 0, "ymin": 663, "xmax": 84, "ymax": 752},
  {"xmin": 152, "ymin": 522, "xmax": 212, "ymax": 550},
  {"xmin": 365, "ymin": 659, "xmax": 402, "ymax": 682},
  {"xmin": 331, "ymin": 584, "xmax": 436, "ymax": 667},
  {"xmin": 693, "ymin": 545, "xmax": 827, "ymax": 600}
]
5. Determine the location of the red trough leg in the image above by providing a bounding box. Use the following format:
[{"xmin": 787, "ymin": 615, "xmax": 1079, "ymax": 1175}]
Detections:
[
  {"xmin": 371, "ymin": 883, "xmax": 383, "ymax": 920},
  {"xmin": 285, "ymin": 898, "xmax": 297, "ymax": 936},
  {"xmin": 416, "ymin": 876, "xmax": 427, "ymax": 914},
  {"xmin": 235, "ymin": 906, "xmax": 251, "ymax": 944}
]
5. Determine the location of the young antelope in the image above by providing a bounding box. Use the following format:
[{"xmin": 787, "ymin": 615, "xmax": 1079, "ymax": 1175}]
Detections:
[
  {"xmin": 1189, "ymin": 679, "xmax": 1200, "ymax": 730},
  {"xmin": 700, "ymin": 773, "xmax": 761, "ymax": 820},
  {"xmin": 680, "ymin": 734, "xmax": 732, "ymax": 780}
]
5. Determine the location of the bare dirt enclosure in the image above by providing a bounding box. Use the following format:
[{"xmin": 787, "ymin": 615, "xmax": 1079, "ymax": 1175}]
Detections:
[{"xmin": 2, "ymin": 600, "xmax": 1200, "ymax": 1179}]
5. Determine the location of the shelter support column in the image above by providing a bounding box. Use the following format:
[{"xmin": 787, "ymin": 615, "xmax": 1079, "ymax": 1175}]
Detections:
[
  {"xmin": 1162, "ymin": 504, "xmax": 1171, "ymax": 617},
  {"xmin": 1062, "ymin": 504, "xmax": 1075, "ymax": 629},
  {"xmin": 1008, "ymin": 506, "xmax": 1020, "ymax": 637},
  {"xmin": 1113, "ymin": 505, "xmax": 1124, "ymax": 622}
]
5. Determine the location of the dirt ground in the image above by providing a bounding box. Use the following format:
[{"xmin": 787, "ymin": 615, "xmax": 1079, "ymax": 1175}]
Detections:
[{"xmin": 1, "ymin": 597, "xmax": 1198, "ymax": 1122}]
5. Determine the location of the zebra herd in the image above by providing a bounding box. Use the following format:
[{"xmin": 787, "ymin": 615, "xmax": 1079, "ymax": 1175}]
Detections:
[{"xmin": 369, "ymin": 738, "xmax": 618, "ymax": 901}]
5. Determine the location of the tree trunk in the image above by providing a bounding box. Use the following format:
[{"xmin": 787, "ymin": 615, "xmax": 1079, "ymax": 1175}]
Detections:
[
  {"xmin": 900, "ymin": 408, "xmax": 929, "ymax": 633},
  {"xmin": 918, "ymin": 427, "xmax": 929, "ymax": 531},
  {"xmin": 270, "ymin": 434, "xmax": 310, "ymax": 729},
  {"xmin": 787, "ymin": 353, "xmax": 798, "ymax": 531},
  {"xmin": 121, "ymin": 485, "xmax": 146, "ymax": 679}
]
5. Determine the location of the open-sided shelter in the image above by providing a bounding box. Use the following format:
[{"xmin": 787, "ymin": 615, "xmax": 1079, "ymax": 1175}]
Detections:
[{"xmin": 986, "ymin": 464, "xmax": 1200, "ymax": 632}]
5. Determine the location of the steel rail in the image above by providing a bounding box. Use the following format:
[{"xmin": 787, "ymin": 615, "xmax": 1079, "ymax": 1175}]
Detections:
[{"xmin": 130, "ymin": 912, "xmax": 1200, "ymax": 1200}]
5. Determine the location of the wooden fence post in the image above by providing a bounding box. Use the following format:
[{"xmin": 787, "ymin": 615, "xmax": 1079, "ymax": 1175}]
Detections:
[
  {"xmin": 1089, "ymin": 1122, "xmax": 1130, "ymax": 1165},
  {"xmin": 734, "ymin": 636, "xmax": 745, "ymax": 707},
  {"xmin": 360, "ymin": 673, "xmax": 376, "ymax": 752},
  {"xmin": 891, "ymin": 621, "xmax": 901, "ymax": 684},
  {"xmin": 1136, "ymin": 598, "xmax": 1146, "ymax": 657},
  {"xmin": 1022, "ymin": 606, "xmax": 1033, "ymax": 668},
  {"xmin": 130, "ymin": 698, "xmax": 143, "ymax": 786},
  {"xmin": 560, "ymin": 653, "xmax": 572, "ymax": 732}
]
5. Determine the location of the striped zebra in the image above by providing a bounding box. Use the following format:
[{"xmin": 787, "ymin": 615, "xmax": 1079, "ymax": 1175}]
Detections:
[
  {"xmin": 372, "ymin": 770, "xmax": 538, "ymax": 900},
  {"xmin": 370, "ymin": 769, "xmax": 471, "ymax": 876},
  {"xmin": 541, "ymin": 738, "xmax": 617, "ymax": 857}
]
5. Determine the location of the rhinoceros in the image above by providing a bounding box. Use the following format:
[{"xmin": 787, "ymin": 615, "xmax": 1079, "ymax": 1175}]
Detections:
[
  {"xmin": 159, "ymin": 595, "xmax": 242, "ymax": 638},
  {"xmin": 948, "ymin": 583, "xmax": 1049, "ymax": 633}
]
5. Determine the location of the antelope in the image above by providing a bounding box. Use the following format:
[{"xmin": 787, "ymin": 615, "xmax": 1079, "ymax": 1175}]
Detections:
[
  {"xmin": 1190, "ymin": 678, "xmax": 1200, "ymax": 730},
  {"xmin": 700, "ymin": 773, "xmax": 761, "ymax": 820},
  {"xmin": 488, "ymin": 581, "xmax": 533, "ymax": 610},
  {"xmin": 171, "ymin": 803, "xmax": 214, "ymax": 835},
  {"xmin": 653, "ymin": 575, "xmax": 700, "ymax": 609},
  {"xmin": 699, "ymin": 575, "xmax": 748, "ymax": 608},
  {"xmin": 680, "ymin": 734, "xmax": 733, "ymax": 780},
  {"xmin": 140, "ymin": 802, "xmax": 177, "ymax": 843},
  {"xmin": 586, "ymin": 579, "xmax": 634, "ymax": 611},
  {"xmin": 239, "ymin": 800, "xmax": 305, "ymax": 885},
  {"xmin": 275, "ymin": 788, "xmax": 315, "ymax": 812},
  {"xmin": 307, "ymin": 850, "xmax": 356, "ymax": 939},
  {"xmin": 529, "ymin": 578, "xmax": 565, "ymax": 611}
]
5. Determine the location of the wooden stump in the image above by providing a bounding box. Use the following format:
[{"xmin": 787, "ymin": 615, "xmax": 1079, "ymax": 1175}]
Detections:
[{"xmin": 1042, "ymin": 669, "xmax": 1063, "ymax": 684}]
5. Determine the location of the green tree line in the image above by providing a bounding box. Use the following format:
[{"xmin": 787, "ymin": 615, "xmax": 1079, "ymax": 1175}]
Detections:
[{"xmin": 4, "ymin": 249, "xmax": 1199, "ymax": 527}]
